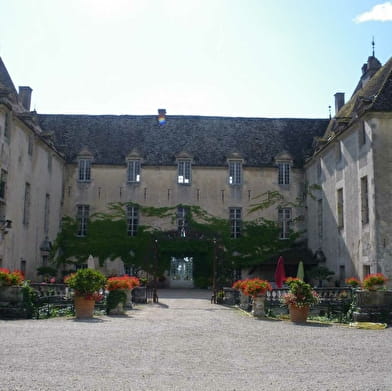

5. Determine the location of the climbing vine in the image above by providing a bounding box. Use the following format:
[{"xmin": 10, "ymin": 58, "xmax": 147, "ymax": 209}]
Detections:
[{"xmin": 51, "ymin": 196, "xmax": 300, "ymax": 285}]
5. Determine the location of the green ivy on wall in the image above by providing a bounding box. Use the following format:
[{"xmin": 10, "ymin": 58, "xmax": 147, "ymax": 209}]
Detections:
[{"xmin": 51, "ymin": 200, "xmax": 299, "ymax": 285}]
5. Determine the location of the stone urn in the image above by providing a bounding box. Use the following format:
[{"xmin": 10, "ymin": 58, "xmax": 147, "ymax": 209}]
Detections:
[
  {"xmin": 108, "ymin": 301, "xmax": 125, "ymax": 315},
  {"xmin": 239, "ymin": 291, "xmax": 251, "ymax": 311},
  {"xmin": 252, "ymin": 295, "xmax": 266, "ymax": 317},
  {"xmin": 289, "ymin": 304, "xmax": 310, "ymax": 323},
  {"xmin": 353, "ymin": 290, "xmax": 392, "ymax": 323},
  {"xmin": 74, "ymin": 296, "xmax": 95, "ymax": 319}
]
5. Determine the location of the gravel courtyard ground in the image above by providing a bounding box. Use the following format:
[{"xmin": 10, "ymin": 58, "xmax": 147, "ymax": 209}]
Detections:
[{"xmin": 1, "ymin": 289, "xmax": 391, "ymax": 391}]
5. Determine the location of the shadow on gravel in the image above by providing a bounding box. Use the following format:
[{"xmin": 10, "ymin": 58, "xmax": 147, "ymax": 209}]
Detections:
[
  {"xmin": 69, "ymin": 317, "xmax": 108, "ymax": 323},
  {"xmin": 290, "ymin": 322, "xmax": 332, "ymax": 328}
]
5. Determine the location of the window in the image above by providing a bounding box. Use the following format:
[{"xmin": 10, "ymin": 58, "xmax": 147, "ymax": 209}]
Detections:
[
  {"xmin": 20, "ymin": 259, "xmax": 26, "ymax": 275},
  {"xmin": 336, "ymin": 142, "xmax": 342, "ymax": 162},
  {"xmin": 28, "ymin": 135, "xmax": 33, "ymax": 156},
  {"xmin": 363, "ymin": 265, "xmax": 371, "ymax": 279},
  {"xmin": 127, "ymin": 160, "xmax": 141, "ymax": 183},
  {"xmin": 361, "ymin": 176, "xmax": 369, "ymax": 225},
  {"xmin": 48, "ymin": 153, "xmax": 52, "ymax": 173},
  {"xmin": 4, "ymin": 112, "xmax": 11, "ymax": 141},
  {"xmin": 75, "ymin": 264, "xmax": 88, "ymax": 270},
  {"xmin": 337, "ymin": 188, "xmax": 344, "ymax": 229},
  {"xmin": 76, "ymin": 205, "xmax": 89, "ymax": 237},
  {"xmin": 359, "ymin": 122, "xmax": 366, "ymax": 146},
  {"xmin": 278, "ymin": 162, "xmax": 290, "ymax": 185},
  {"xmin": 317, "ymin": 161, "xmax": 322, "ymax": 179},
  {"xmin": 23, "ymin": 183, "xmax": 31, "ymax": 226},
  {"xmin": 229, "ymin": 207, "xmax": 242, "ymax": 238},
  {"xmin": 78, "ymin": 159, "xmax": 91, "ymax": 182},
  {"xmin": 178, "ymin": 160, "xmax": 191, "ymax": 184},
  {"xmin": 0, "ymin": 169, "xmax": 7, "ymax": 199},
  {"xmin": 177, "ymin": 206, "xmax": 188, "ymax": 236},
  {"xmin": 126, "ymin": 205, "xmax": 139, "ymax": 236},
  {"xmin": 317, "ymin": 199, "xmax": 323, "ymax": 243},
  {"xmin": 229, "ymin": 160, "xmax": 242, "ymax": 185},
  {"xmin": 339, "ymin": 265, "xmax": 346, "ymax": 283},
  {"xmin": 278, "ymin": 207, "xmax": 291, "ymax": 239},
  {"xmin": 44, "ymin": 194, "xmax": 50, "ymax": 234}
]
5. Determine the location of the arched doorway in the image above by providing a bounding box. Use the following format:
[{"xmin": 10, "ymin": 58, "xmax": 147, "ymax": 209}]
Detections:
[{"xmin": 169, "ymin": 257, "xmax": 194, "ymax": 288}]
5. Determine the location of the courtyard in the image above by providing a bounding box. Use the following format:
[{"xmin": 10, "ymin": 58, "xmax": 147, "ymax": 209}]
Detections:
[{"xmin": 1, "ymin": 289, "xmax": 391, "ymax": 391}]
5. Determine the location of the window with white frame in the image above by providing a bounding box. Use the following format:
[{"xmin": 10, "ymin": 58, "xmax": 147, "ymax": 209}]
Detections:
[
  {"xmin": 23, "ymin": 182, "xmax": 31, "ymax": 226},
  {"xmin": 126, "ymin": 205, "xmax": 139, "ymax": 236},
  {"xmin": 177, "ymin": 160, "xmax": 191, "ymax": 184},
  {"xmin": 278, "ymin": 207, "xmax": 291, "ymax": 239},
  {"xmin": 228, "ymin": 160, "xmax": 242, "ymax": 185},
  {"xmin": 78, "ymin": 159, "xmax": 91, "ymax": 182},
  {"xmin": 127, "ymin": 160, "xmax": 141, "ymax": 183},
  {"xmin": 278, "ymin": 162, "xmax": 290, "ymax": 185},
  {"xmin": 177, "ymin": 206, "xmax": 188, "ymax": 236},
  {"xmin": 76, "ymin": 204, "xmax": 89, "ymax": 237},
  {"xmin": 229, "ymin": 207, "xmax": 242, "ymax": 238},
  {"xmin": 337, "ymin": 188, "xmax": 344, "ymax": 229}
]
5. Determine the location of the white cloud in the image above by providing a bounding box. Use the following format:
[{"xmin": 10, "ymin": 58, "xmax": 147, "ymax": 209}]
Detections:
[{"xmin": 354, "ymin": 2, "xmax": 392, "ymax": 23}]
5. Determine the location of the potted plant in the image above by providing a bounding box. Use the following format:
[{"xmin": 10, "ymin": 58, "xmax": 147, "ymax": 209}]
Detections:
[
  {"xmin": 64, "ymin": 268, "xmax": 106, "ymax": 319},
  {"xmin": 106, "ymin": 276, "xmax": 140, "ymax": 315},
  {"xmin": 281, "ymin": 278, "xmax": 319, "ymax": 323},
  {"xmin": 362, "ymin": 273, "xmax": 388, "ymax": 291},
  {"xmin": 353, "ymin": 273, "xmax": 392, "ymax": 323},
  {"xmin": 345, "ymin": 277, "xmax": 361, "ymax": 289},
  {"xmin": 233, "ymin": 278, "xmax": 272, "ymax": 317},
  {"xmin": 232, "ymin": 279, "xmax": 250, "ymax": 310},
  {"xmin": 0, "ymin": 268, "xmax": 25, "ymax": 305}
]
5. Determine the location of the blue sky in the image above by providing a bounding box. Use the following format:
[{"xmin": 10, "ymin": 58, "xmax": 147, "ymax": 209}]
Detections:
[{"xmin": 0, "ymin": 0, "xmax": 391, "ymax": 118}]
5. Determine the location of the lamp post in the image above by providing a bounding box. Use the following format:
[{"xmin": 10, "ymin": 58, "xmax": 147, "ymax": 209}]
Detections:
[
  {"xmin": 153, "ymin": 239, "xmax": 159, "ymax": 303},
  {"xmin": 212, "ymin": 238, "xmax": 217, "ymax": 303}
]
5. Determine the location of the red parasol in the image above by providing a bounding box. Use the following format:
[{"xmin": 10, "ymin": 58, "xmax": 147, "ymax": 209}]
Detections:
[{"xmin": 274, "ymin": 256, "xmax": 286, "ymax": 288}]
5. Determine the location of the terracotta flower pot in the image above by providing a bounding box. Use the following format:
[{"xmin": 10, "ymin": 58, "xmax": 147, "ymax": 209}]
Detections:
[
  {"xmin": 74, "ymin": 296, "xmax": 95, "ymax": 319},
  {"xmin": 289, "ymin": 304, "xmax": 309, "ymax": 323}
]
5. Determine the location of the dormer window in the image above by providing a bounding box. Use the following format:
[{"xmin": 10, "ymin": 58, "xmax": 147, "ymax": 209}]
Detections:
[
  {"xmin": 275, "ymin": 152, "xmax": 293, "ymax": 186},
  {"xmin": 127, "ymin": 160, "xmax": 141, "ymax": 183},
  {"xmin": 228, "ymin": 160, "xmax": 242, "ymax": 185},
  {"xmin": 177, "ymin": 159, "xmax": 192, "ymax": 185},
  {"xmin": 78, "ymin": 158, "xmax": 91, "ymax": 182}
]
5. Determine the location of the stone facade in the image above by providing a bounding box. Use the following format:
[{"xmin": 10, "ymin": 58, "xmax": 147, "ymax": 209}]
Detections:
[
  {"xmin": 1, "ymin": 53, "xmax": 392, "ymax": 285},
  {"xmin": 306, "ymin": 56, "xmax": 392, "ymax": 287}
]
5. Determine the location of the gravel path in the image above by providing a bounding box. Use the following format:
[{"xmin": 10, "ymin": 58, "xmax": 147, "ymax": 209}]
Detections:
[{"xmin": 1, "ymin": 289, "xmax": 391, "ymax": 391}]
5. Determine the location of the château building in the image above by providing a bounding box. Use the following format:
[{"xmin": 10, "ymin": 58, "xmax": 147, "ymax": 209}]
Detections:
[{"xmin": 0, "ymin": 54, "xmax": 391, "ymax": 288}]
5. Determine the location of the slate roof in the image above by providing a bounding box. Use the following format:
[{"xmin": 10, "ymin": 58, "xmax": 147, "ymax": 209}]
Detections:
[
  {"xmin": 0, "ymin": 57, "xmax": 17, "ymax": 94},
  {"xmin": 37, "ymin": 114, "xmax": 328, "ymax": 168},
  {"xmin": 322, "ymin": 56, "xmax": 392, "ymax": 140}
]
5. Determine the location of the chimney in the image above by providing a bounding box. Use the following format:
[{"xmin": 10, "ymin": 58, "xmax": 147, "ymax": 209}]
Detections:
[
  {"xmin": 19, "ymin": 86, "xmax": 32, "ymax": 111},
  {"xmin": 158, "ymin": 108, "xmax": 166, "ymax": 125},
  {"xmin": 334, "ymin": 92, "xmax": 345, "ymax": 115}
]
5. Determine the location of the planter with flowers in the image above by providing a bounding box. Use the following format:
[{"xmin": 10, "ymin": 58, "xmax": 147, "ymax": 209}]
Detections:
[
  {"xmin": 351, "ymin": 273, "xmax": 392, "ymax": 323},
  {"xmin": 345, "ymin": 277, "xmax": 361, "ymax": 289},
  {"xmin": 0, "ymin": 268, "xmax": 25, "ymax": 317},
  {"xmin": 233, "ymin": 278, "xmax": 272, "ymax": 317},
  {"xmin": 232, "ymin": 280, "xmax": 250, "ymax": 310},
  {"xmin": 106, "ymin": 276, "xmax": 140, "ymax": 315},
  {"xmin": 64, "ymin": 268, "xmax": 106, "ymax": 319},
  {"xmin": 281, "ymin": 278, "xmax": 319, "ymax": 323}
]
